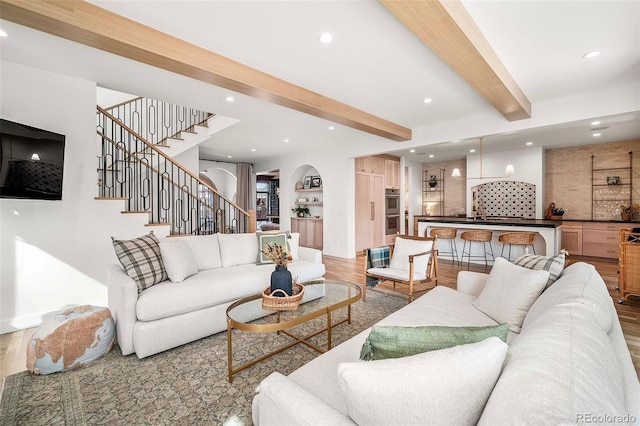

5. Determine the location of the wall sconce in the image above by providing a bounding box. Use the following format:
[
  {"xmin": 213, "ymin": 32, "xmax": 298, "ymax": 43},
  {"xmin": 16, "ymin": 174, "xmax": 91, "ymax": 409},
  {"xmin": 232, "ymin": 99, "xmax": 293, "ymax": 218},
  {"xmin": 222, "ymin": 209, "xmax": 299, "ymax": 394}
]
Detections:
[
  {"xmin": 505, "ymin": 164, "xmax": 515, "ymax": 176},
  {"xmin": 30, "ymin": 153, "xmax": 40, "ymax": 161},
  {"xmin": 451, "ymin": 168, "xmax": 461, "ymax": 178}
]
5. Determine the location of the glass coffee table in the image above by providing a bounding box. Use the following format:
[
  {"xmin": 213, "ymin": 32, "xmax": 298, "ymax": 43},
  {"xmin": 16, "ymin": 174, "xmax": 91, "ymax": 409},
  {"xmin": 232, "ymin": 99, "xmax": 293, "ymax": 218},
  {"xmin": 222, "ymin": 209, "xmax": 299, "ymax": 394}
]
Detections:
[{"xmin": 226, "ymin": 279, "xmax": 361, "ymax": 382}]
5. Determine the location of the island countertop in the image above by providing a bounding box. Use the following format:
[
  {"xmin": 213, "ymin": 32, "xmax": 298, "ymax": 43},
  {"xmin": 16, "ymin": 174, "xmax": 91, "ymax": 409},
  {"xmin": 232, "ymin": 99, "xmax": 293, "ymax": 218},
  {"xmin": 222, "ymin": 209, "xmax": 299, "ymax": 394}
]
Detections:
[{"xmin": 414, "ymin": 216, "xmax": 562, "ymax": 228}]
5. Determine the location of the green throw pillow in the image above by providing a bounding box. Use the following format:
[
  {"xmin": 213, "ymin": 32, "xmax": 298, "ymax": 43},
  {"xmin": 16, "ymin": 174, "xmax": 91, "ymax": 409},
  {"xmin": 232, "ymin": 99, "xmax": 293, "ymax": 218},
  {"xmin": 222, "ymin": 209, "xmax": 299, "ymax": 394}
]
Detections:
[
  {"xmin": 256, "ymin": 232, "xmax": 288, "ymax": 264},
  {"xmin": 360, "ymin": 323, "xmax": 510, "ymax": 361}
]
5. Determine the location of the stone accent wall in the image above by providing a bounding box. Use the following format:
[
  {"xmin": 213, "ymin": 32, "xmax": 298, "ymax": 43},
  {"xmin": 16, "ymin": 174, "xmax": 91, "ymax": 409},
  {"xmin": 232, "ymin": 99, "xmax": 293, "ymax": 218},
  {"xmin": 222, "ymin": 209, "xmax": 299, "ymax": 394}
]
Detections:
[{"xmin": 545, "ymin": 139, "xmax": 639, "ymax": 221}]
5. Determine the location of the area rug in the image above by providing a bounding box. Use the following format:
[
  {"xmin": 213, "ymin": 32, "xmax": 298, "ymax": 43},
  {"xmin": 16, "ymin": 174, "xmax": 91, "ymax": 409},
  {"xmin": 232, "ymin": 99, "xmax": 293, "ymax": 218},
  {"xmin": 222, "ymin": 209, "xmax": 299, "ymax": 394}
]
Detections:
[{"xmin": 0, "ymin": 291, "xmax": 405, "ymax": 425}]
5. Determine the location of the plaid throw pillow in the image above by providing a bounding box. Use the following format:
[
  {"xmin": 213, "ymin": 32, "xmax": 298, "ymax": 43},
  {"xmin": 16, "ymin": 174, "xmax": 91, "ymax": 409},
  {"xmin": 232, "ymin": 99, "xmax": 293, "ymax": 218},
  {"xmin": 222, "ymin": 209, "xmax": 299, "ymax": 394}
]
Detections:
[
  {"xmin": 514, "ymin": 252, "xmax": 566, "ymax": 289},
  {"xmin": 112, "ymin": 231, "xmax": 167, "ymax": 292}
]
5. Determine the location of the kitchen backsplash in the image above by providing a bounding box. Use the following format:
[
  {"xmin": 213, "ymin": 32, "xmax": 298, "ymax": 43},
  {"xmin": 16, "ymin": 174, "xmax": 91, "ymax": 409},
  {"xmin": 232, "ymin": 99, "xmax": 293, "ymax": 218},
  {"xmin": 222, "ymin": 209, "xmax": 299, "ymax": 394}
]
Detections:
[{"xmin": 472, "ymin": 181, "xmax": 536, "ymax": 218}]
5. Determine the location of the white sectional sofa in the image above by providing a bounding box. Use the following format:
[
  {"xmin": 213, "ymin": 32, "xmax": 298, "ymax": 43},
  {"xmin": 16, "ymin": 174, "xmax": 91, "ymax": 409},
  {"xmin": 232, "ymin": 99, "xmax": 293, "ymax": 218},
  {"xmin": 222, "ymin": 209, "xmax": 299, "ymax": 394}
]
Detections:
[
  {"xmin": 253, "ymin": 261, "xmax": 640, "ymax": 425},
  {"xmin": 108, "ymin": 232, "xmax": 325, "ymax": 359}
]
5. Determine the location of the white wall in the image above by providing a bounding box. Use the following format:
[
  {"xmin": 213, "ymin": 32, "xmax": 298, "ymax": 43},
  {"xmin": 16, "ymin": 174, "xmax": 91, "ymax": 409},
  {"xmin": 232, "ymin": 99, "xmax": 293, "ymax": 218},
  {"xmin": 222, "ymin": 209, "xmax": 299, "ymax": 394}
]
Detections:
[
  {"xmin": 199, "ymin": 160, "xmax": 237, "ymax": 202},
  {"xmin": 0, "ymin": 61, "xmax": 148, "ymax": 333},
  {"xmin": 96, "ymin": 87, "xmax": 137, "ymax": 109}
]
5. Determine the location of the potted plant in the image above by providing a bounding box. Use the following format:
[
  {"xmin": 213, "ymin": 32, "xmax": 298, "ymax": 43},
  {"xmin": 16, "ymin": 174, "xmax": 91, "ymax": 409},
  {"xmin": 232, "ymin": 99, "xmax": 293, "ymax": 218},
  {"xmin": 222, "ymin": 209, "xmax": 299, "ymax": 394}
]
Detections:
[{"xmin": 292, "ymin": 206, "xmax": 310, "ymax": 217}]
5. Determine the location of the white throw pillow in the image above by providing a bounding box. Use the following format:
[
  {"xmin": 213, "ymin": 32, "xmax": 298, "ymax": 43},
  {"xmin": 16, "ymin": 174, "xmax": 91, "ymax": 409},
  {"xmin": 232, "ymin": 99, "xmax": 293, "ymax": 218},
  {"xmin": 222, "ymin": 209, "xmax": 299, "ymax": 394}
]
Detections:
[
  {"xmin": 288, "ymin": 233, "xmax": 300, "ymax": 260},
  {"xmin": 158, "ymin": 239, "xmax": 199, "ymax": 283},
  {"xmin": 337, "ymin": 337, "xmax": 508, "ymax": 426},
  {"xmin": 388, "ymin": 237, "xmax": 432, "ymax": 275},
  {"xmin": 473, "ymin": 257, "xmax": 550, "ymax": 333},
  {"xmin": 181, "ymin": 234, "xmax": 222, "ymax": 270},
  {"xmin": 217, "ymin": 232, "xmax": 259, "ymax": 267}
]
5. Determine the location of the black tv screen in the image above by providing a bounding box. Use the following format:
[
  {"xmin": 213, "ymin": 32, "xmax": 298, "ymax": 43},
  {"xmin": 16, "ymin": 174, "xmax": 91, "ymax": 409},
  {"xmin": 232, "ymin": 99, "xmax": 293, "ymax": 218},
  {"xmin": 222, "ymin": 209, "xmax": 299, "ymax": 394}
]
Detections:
[{"xmin": 0, "ymin": 119, "xmax": 65, "ymax": 200}]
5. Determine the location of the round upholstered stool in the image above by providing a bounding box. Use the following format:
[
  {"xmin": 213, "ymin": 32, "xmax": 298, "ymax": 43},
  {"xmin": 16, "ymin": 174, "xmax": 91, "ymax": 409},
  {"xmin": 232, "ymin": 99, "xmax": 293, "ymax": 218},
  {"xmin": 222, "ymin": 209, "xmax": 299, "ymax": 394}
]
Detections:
[
  {"xmin": 430, "ymin": 228, "xmax": 458, "ymax": 263},
  {"xmin": 26, "ymin": 305, "xmax": 115, "ymax": 375},
  {"xmin": 499, "ymin": 232, "xmax": 536, "ymax": 261},
  {"xmin": 460, "ymin": 230, "xmax": 494, "ymax": 269}
]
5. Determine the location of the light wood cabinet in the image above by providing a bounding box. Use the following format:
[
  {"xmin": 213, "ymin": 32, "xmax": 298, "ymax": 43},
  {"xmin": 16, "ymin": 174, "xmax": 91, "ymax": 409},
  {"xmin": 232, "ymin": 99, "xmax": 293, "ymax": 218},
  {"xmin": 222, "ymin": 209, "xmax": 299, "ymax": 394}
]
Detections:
[
  {"xmin": 561, "ymin": 222, "xmax": 583, "ymax": 255},
  {"xmin": 355, "ymin": 156, "xmax": 385, "ymax": 174},
  {"xmin": 371, "ymin": 157, "xmax": 385, "ymax": 175},
  {"xmin": 384, "ymin": 159, "xmax": 400, "ymax": 189},
  {"xmin": 582, "ymin": 222, "xmax": 627, "ymax": 259},
  {"xmin": 355, "ymin": 172, "xmax": 385, "ymax": 252},
  {"xmin": 355, "ymin": 156, "xmax": 370, "ymax": 173},
  {"xmin": 291, "ymin": 217, "xmax": 323, "ymax": 250}
]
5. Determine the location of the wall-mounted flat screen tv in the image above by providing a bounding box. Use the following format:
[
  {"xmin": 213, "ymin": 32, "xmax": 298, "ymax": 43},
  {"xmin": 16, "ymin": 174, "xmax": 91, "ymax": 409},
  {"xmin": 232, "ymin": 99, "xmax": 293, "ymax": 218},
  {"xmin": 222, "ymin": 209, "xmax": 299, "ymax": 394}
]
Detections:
[{"xmin": 0, "ymin": 119, "xmax": 66, "ymax": 200}]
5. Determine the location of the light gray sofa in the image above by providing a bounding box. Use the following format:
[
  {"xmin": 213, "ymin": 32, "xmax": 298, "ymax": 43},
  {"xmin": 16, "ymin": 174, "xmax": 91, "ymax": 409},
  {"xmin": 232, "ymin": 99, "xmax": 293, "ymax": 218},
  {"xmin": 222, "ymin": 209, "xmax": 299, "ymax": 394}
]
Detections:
[
  {"xmin": 253, "ymin": 261, "xmax": 640, "ymax": 425},
  {"xmin": 108, "ymin": 232, "xmax": 325, "ymax": 358}
]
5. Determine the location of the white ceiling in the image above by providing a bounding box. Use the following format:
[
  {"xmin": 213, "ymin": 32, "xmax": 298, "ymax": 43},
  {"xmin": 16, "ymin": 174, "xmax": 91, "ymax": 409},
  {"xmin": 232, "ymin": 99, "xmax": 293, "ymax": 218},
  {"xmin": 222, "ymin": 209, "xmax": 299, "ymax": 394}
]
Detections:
[{"xmin": 1, "ymin": 0, "xmax": 638, "ymax": 164}]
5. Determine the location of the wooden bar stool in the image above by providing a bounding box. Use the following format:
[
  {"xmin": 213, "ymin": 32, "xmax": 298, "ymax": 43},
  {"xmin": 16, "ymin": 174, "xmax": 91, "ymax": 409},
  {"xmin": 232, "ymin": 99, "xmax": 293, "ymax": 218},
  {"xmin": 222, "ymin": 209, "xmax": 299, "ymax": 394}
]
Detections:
[
  {"xmin": 499, "ymin": 232, "xmax": 536, "ymax": 261},
  {"xmin": 460, "ymin": 230, "xmax": 494, "ymax": 269},
  {"xmin": 430, "ymin": 228, "xmax": 458, "ymax": 263}
]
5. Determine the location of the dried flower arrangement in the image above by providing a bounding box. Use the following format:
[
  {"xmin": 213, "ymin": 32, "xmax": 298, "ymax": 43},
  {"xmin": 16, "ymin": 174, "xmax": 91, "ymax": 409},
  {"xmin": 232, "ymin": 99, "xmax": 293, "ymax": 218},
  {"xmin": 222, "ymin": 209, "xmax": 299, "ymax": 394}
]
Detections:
[{"xmin": 261, "ymin": 242, "xmax": 292, "ymax": 267}]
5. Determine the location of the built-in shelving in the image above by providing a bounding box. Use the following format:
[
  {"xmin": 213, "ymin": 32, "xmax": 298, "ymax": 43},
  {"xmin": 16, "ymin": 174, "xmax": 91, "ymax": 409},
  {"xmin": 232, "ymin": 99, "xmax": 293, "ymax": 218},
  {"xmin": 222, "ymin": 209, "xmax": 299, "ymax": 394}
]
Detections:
[
  {"xmin": 591, "ymin": 152, "xmax": 633, "ymax": 221},
  {"xmin": 423, "ymin": 169, "xmax": 445, "ymax": 216}
]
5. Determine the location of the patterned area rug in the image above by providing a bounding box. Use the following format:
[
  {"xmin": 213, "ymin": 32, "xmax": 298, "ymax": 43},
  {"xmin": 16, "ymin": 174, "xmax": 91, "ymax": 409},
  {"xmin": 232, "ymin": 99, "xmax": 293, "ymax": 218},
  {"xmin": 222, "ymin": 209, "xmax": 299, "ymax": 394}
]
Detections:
[{"xmin": 0, "ymin": 291, "xmax": 404, "ymax": 425}]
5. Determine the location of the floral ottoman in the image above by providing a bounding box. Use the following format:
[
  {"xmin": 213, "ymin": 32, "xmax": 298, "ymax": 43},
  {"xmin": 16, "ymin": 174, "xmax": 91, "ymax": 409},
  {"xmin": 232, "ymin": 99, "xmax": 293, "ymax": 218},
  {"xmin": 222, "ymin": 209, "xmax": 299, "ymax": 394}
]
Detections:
[{"xmin": 26, "ymin": 305, "xmax": 115, "ymax": 375}]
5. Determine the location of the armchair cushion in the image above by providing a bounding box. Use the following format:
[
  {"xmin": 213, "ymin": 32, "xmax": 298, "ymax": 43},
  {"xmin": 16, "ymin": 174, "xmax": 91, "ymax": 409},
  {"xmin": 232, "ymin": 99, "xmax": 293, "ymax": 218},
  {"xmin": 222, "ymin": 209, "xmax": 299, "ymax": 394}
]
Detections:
[
  {"xmin": 366, "ymin": 267, "xmax": 426, "ymax": 282},
  {"xmin": 388, "ymin": 236, "xmax": 432, "ymax": 273}
]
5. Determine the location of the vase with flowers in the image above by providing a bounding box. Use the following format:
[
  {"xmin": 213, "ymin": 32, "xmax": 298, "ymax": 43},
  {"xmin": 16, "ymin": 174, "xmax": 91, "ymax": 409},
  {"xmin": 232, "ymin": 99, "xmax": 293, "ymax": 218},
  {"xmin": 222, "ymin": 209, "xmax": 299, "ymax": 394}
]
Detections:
[
  {"xmin": 262, "ymin": 242, "xmax": 293, "ymax": 296},
  {"xmin": 618, "ymin": 204, "xmax": 640, "ymax": 222}
]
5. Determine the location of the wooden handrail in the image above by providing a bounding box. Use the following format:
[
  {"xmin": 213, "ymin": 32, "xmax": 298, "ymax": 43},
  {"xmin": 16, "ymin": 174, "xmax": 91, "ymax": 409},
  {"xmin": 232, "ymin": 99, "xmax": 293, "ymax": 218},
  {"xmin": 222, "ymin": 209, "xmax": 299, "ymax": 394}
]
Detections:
[
  {"xmin": 102, "ymin": 96, "xmax": 143, "ymax": 112},
  {"xmin": 97, "ymin": 106, "xmax": 251, "ymax": 217}
]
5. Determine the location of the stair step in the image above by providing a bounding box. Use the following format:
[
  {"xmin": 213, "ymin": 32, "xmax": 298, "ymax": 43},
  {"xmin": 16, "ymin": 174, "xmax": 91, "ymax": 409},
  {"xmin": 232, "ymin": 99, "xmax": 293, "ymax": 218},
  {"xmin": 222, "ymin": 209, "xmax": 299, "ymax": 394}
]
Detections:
[
  {"xmin": 145, "ymin": 222, "xmax": 172, "ymax": 227},
  {"xmin": 121, "ymin": 211, "xmax": 151, "ymax": 215},
  {"xmin": 94, "ymin": 197, "xmax": 128, "ymax": 200}
]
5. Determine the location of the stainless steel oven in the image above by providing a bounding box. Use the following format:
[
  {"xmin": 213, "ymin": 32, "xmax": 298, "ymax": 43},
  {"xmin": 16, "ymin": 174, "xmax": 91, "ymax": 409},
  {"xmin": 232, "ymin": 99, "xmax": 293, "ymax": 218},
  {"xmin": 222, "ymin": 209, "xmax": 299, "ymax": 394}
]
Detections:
[
  {"xmin": 386, "ymin": 214, "xmax": 400, "ymax": 235},
  {"xmin": 385, "ymin": 189, "xmax": 400, "ymax": 234}
]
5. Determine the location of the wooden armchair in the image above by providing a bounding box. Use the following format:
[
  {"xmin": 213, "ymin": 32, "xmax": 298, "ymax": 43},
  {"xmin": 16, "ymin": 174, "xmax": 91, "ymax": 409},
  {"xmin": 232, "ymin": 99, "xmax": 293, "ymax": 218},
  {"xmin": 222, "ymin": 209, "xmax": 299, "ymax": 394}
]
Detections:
[{"xmin": 363, "ymin": 235, "xmax": 438, "ymax": 303}]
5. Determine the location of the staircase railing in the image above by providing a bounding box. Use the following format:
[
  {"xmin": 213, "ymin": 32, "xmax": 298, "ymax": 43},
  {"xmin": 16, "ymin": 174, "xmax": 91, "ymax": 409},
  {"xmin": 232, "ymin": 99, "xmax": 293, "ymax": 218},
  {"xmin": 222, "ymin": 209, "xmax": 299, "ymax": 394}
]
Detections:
[
  {"xmin": 104, "ymin": 97, "xmax": 213, "ymax": 146},
  {"xmin": 96, "ymin": 106, "xmax": 255, "ymax": 235}
]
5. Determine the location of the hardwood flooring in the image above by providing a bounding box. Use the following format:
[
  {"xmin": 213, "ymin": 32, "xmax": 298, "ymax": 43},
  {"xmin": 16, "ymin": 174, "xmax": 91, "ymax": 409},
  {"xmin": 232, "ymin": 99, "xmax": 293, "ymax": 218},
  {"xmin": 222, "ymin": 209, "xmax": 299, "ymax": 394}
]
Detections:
[{"xmin": 1, "ymin": 255, "xmax": 638, "ymax": 380}]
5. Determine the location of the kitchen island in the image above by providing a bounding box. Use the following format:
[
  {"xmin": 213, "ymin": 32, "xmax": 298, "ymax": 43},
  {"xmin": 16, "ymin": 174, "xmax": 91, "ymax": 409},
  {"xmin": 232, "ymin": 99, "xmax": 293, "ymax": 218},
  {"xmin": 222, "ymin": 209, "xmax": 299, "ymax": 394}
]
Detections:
[{"xmin": 414, "ymin": 216, "xmax": 563, "ymax": 263}]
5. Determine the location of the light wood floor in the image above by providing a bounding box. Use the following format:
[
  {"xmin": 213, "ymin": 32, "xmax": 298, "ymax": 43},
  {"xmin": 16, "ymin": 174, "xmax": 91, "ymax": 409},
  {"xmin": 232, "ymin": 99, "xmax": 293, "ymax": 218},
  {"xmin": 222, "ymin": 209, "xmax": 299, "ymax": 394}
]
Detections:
[{"xmin": 1, "ymin": 255, "xmax": 638, "ymax": 380}]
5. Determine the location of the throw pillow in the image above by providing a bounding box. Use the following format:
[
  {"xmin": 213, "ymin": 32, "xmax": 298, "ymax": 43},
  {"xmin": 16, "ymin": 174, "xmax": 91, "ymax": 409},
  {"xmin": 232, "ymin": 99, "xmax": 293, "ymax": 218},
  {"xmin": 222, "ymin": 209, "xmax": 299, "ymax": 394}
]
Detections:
[
  {"xmin": 360, "ymin": 323, "xmax": 509, "ymax": 361},
  {"xmin": 112, "ymin": 231, "xmax": 167, "ymax": 293},
  {"xmin": 338, "ymin": 337, "xmax": 508, "ymax": 426},
  {"xmin": 287, "ymin": 232, "xmax": 300, "ymax": 260},
  {"xmin": 388, "ymin": 236, "xmax": 433, "ymax": 275},
  {"xmin": 514, "ymin": 251, "xmax": 566, "ymax": 289},
  {"xmin": 218, "ymin": 232, "xmax": 259, "ymax": 267},
  {"xmin": 158, "ymin": 239, "xmax": 199, "ymax": 283},
  {"xmin": 256, "ymin": 232, "xmax": 289, "ymax": 264},
  {"xmin": 181, "ymin": 234, "xmax": 222, "ymax": 270},
  {"xmin": 473, "ymin": 257, "xmax": 550, "ymax": 333}
]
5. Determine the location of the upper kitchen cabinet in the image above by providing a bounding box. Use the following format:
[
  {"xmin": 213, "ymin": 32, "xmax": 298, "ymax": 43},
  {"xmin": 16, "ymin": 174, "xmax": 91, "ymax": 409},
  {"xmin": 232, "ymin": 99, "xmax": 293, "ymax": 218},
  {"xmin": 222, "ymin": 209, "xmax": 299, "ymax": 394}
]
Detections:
[
  {"xmin": 384, "ymin": 158, "xmax": 400, "ymax": 189},
  {"xmin": 355, "ymin": 155, "xmax": 400, "ymax": 189},
  {"xmin": 355, "ymin": 156, "xmax": 385, "ymax": 174}
]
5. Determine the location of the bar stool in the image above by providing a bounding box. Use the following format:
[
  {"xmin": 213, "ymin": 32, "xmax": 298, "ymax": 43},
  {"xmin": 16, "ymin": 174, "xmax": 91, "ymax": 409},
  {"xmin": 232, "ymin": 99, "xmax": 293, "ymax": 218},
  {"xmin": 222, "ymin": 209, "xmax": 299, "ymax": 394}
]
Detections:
[
  {"xmin": 429, "ymin": 228, "xmax": 458, "ymax": 263},
  {"xmin": 460, "ymin": 230, "xmax": 494, "ymax": 269},
  {"xmin": 499, "ymin": 232, "xmax": 536, "ymax": 261}
]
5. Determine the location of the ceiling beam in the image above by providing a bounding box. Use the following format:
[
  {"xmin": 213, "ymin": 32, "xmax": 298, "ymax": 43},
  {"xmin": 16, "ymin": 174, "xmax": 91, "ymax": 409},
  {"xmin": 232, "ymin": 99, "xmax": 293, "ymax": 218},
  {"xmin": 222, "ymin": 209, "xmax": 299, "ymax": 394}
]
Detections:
[
  {"xmin": 380, "ymin": 0, "xmax": 531, "ymax": 121},
  {"xmin": 0, "ymin": 0, "xmax": 412, "ymax": 142}
]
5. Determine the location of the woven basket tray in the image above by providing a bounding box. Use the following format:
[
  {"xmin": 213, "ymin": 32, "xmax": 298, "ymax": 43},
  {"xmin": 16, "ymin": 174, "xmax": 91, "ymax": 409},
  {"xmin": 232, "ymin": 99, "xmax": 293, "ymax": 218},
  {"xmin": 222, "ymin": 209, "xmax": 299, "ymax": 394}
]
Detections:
[{"xmin": 262, "ymin": 283, "xmax": 304, "ymax": 311}]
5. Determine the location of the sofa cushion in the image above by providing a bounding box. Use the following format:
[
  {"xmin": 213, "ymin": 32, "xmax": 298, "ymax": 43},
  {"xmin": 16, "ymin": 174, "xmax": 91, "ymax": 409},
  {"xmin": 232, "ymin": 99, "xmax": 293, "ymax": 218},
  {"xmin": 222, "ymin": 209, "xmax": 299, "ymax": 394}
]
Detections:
[
  {"xmin": 217, "ymin": 232, "xmax": 259, "ymax": 267},
  {"xmin": 112, "ymin": 231, "xmax": 167, "ymax": 293},
  {"xmin": 360, "ymin": 323, "xmax": 509, "ymax": 361},
  {"xmin": 287, "ymin": 232, "xmax": 300, "ymax": 260},
  {"xmin": 514, "ymin": 251, "xmax": 565, "ymax": 289},
  {"xmin": 479, "ymin": 300, "xmax": 627, "ymax": 425},
  {"xmin": 389, "ymin": 236, "xmax": 432, "ymax": 274},
  {"xmin": 338, "ymin": 337, "xmax": 508, "ymax": 426},
  {"xmin": 181, "ymin": 234, "xmax": 222, "ymax": 270},
  {"xmin": 473, "ymin": 257, "xmax": 549, "ymax": 333},
  {"xmin": 159, "ymin": 239, "xmax": 199, "ymax": 283},
  {"xmin": 287, "ymin": 260, "xmax": 326, "ymax": 284},
  {"xmin": 256, "ymin": 232, "xmax": 289, "ymax": 264}
]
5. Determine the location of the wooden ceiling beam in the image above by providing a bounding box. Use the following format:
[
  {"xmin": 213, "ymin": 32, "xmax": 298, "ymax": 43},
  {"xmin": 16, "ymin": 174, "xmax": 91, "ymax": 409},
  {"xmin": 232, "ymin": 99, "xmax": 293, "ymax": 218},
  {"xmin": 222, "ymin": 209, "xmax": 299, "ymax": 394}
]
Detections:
[
  {"xmin": 0, "ymin": 0, "xmax": 412, "ymax": 141},
  {"xmin": 381, "ymin": 0, "xmax": 531, "ymax": 121}
]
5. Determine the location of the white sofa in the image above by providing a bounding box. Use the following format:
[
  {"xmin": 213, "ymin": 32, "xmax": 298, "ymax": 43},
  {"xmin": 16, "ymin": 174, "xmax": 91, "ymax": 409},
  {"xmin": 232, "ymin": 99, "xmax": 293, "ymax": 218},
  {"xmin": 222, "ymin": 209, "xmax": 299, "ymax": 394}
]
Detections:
[
  {"xmin": 108, "ymin": 232, "xmax": 325, "ymax": 358},
  {"xmin": 253, "ymin": 261, "xmax": 640, "ymax": 425}
]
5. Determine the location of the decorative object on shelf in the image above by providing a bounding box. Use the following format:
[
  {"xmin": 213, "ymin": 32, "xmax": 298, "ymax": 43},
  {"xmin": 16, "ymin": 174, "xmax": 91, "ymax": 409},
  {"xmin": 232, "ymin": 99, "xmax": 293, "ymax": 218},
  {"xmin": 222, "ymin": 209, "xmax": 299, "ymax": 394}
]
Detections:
[
  {"xmin": 295, "ymin": 181, "xmax": 304, "ymax": 190},
  {"xmin": 545, "ymin": 202, "xmax": 565, "ymax": 220},
  {"xmin": 303, "ymin": 176, "xmax": 312, "ymax": 189},
  {"xmin": 607, "ymin": 176, "xmax": 621, "ymax": 185},
  {"xmin": 261, "ymin": 242, "xmax": 293, "ymax": 297},
  {"xmin": 310, "ymin": 176, "xmax": 322, "ymax": 188},
  {"xmin": 262, "ymin": 283, "xmax": 304, "ymax": 310},
  {"xmin": 428, "ymin": 175, "xmax": 437, "ymax": 188},
  {"xmin": 292, "ymin": 206, "xmax": 310, "ymax": 217},
  {"xmin": 619, "ymin": 204, "xmax": 639, "ymax": 222}
]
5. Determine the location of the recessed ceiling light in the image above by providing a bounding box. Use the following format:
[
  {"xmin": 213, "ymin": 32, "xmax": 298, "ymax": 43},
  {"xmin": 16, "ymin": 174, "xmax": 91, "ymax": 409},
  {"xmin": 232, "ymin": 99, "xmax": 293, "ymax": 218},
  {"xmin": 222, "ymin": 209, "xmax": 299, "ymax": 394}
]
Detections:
[
  {"xmin": 428, "ymin": 154, "xmax": 434, "ymax": 158},
  {"xmin": 284, "ymin": 139, "xmax": 289, "ymax": 143},
  {"xmin": 470, "ymin": 149, "xmax": 476, "ymax": 153},
  {"xmin": 591, "ymin": 120, "xmax": 601, "ymax": 125},
  {"xmin": 582, "ymin": 50, "xmax": 601, "ymax": 59},
  {"xmin": 593, "ymin": 133, "xmax": 601, "ymax": 137},
  {"xmin": 328, "ymin": 126, "xmax": 335, "ymax": 130},
  {"xmin": 409, "ymin": 149, "xmax": 416, "ymax": 153},
  {"xmin": 0, "ymin": 29, "xmax": 8, "ymax": 37},
  {"xmin": 423, "ymin": 98, "xmax": 432, "ymax": 104},
  {"xmin": 319, "ymin": 33, "xmax": 332, "ymax": 43},
  {"xmin": 251, "ymin": 148, "xmax": 256, "ymax": 152},
  {"xmin": 225, "ymin": 96, "xmax": 234, "ymax": 102},
  {"xmin": 227, "ymin": 155, "xmax": 233, "ymax": 158},
  {"xmin": 526, "ymin": 141, "xmax": 533, "ymax": 146}
]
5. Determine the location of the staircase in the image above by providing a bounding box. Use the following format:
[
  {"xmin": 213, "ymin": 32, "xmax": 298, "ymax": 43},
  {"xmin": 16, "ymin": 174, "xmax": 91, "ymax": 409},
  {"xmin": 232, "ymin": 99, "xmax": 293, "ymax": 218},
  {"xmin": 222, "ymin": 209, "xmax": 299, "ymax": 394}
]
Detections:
[{"xmin": 96, "ymin": 103, "xmax": 255, "ymax": 236}]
